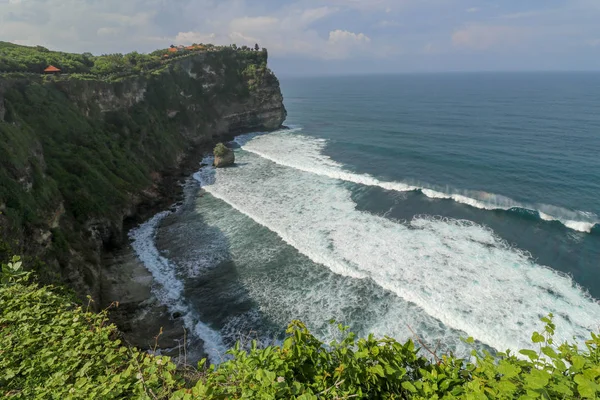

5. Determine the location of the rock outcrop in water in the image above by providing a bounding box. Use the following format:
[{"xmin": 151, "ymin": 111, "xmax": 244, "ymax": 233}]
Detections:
[
  {"xmin": 0, "ymin": 44, "xmax": 286, "ymax": 353},
  {"xmin": 213, "ymin": 143, "xmax": 235, "ymax": 168}
]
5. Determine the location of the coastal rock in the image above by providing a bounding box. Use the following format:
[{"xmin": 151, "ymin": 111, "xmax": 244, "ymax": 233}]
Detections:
[{"xmin": 214, "ymin": 145, "xmax": 235, "ymax": 168}]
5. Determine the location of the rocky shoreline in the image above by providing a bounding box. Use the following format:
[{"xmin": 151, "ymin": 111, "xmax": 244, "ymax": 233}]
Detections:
[
  {"xmin": 101, "ymin": 137, "xmax": 227, "ymax": 361},
  {"xmin": 1, "ymin": 48, "xmax": 287, "ymax": 361},
  {"xmin": 102, "ymin": 129, "xmax": 286, "ymax": 362}
]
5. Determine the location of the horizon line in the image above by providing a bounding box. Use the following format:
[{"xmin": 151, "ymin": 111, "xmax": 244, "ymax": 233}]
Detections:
[{"xmin": 275, "ymin": 70, "xmax": 600, "ymax": 78}]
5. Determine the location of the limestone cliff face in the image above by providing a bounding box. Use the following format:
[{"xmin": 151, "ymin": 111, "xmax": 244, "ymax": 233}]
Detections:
[
  {"xmin": 0, "ymin": 49, "xmax": 286, "ymax": 307},
  {"xmin": 53, "ymin": 51, "xmax": 287, "ymax": 145},
  {"xmin": 173, "ymin": 53, "xmax": 286, "ymax": 137},
  {"xmin": 212, "ymin": 73, "xmax": 286, "ymax": 134}
]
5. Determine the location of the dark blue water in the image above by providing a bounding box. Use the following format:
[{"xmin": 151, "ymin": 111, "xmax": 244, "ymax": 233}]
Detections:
[
  {"xmin": 133, "ymin": 73, "xmax": 600, "ymax": 362},
  {"xmin": 281, "ymin": 73, "xmax": 600, "ymax": 297}
]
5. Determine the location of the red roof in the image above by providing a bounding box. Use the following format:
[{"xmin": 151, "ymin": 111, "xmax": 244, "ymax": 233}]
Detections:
[
  {"xmin": 168, "ymin": 47, "xmax": 178, "ymax": 53},
  {"xmin": 44, "ymin": 65, "xmax": 61, "ymax": 72}
]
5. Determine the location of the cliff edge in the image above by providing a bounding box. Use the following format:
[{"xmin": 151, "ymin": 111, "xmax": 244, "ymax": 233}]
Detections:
[{"xmin": 0, "ymin": 44, "xmax": 286, "ymax": 352}]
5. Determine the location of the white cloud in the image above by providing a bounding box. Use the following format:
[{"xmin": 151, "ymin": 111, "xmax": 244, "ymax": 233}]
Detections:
[
  {"xmin": 589, "ymin": 38, "xmax": 600, "ymax": 47},
  {"xmin": 173, "ymin": 5, "xmax": 379, "ymax": 60},
  {"xmin": 328, "ymin": 30, "xmax": 370, "ymax": 45},
  {"xmin": 500, "ymin": 11, "xmax": 546, "ymax": 19},
  {"xmin": 323, "ymin": 0, "xmax": 393, "ymax": 11},
  {"xmin": 175, "ymin": 25, "xmax": 373, "ymax": 60},
  {"xmin": 1, "ymin": 0, "xmax": 600, "ymax": 72},
  {"xmin": 324, "ymin": 29, "xmax": 371, "ymax": 59},
  {"xmin": 376, "ymin": 19, "xmax": 400, "ymax": 28},
  {"xmin": 299, "ymin": 7, "xmax": 337, "ymax": 24},
  {"xmin": 452, "ymin": 25, "xmax": 533, "ymax": 51},
  {"xmin": 230, "ymin": 16, "xmax": 279, "ymax": 32},
  {"xmin": 96, "ymin": 27, "xmax": 121, "ymax": 37},
  {"xmin": 423, "ymin": 43, "xmax": 435, "ymax": 54},
  {"xmin": 0, "ymin": 0, "xmax": 175, "ymax": 53},
  {"xmin": 175, "ymin": 32, "xmax": 217, "ymax": 44}
]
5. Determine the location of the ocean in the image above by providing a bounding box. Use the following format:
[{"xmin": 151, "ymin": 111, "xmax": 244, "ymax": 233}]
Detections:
[{"xmin": 131, "ymin": 72, "xmax": 600, "ymax": 362}]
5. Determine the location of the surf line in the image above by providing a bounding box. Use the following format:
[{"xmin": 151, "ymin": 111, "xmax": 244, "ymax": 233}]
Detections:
[
  {"xmin": 240, "ymin": 133, "xmax": 598, "ymax": 234},
  {"xmin": 129, "ymin": 178, "xmax": 228, "ymax": 363}
]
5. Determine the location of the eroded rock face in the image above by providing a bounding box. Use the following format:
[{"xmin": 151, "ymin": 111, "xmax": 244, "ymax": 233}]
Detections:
[
  {"xmin": 53, "ymin": 79, "xmax": 147, "ymax": 116},
  {"xmin": 214, "ymin": 149, "xmax": 235, "ymax": 168},
  {"xmin": 211, "ymin": 73, "xmax": 287, "ymax": 135}
]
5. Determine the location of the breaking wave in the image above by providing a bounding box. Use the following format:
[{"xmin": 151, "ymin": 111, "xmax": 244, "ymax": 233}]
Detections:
[
  {"xmin": 129, "ymin": 181, "xmax": 228, "ymax": 363},
  {"xmin": 239, "ymin": 130, "xmax": 599, "ymax": 234},
  {"xmin": 194, "ymin": 140, "xmax": 600, "ymax": 354}
]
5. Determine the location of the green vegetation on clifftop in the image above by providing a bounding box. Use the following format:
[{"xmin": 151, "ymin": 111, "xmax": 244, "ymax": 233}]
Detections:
[
  {"xmin": 0, "ymin": 42, "xmax": 284, "ymax": 293},
  {"xmin": 0, "ymin": 41, "xmax": 268, "ymax": 79},
  {"xmin": 2, "ymin": 260, "xmax": 600, "ymax": 399}
]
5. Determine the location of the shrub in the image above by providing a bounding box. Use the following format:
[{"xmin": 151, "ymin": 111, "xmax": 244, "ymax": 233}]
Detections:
[
  {"xmin": 213, "ymin": 143, "xmax": 230, "ymax": 157},
  {"xmin": 180, "ymin": 319, "xmax": 600, "ymax": 399},
  {"xmin": 0, "ymin": 258, "xmax": 183, "ymax": 399},
  {"xmin": 3, "ymin": 259, "xmax": 600, "ymax": 399}
]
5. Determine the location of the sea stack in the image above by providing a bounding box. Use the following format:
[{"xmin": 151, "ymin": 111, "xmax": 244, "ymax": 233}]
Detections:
[{"xmin": 214, "ymin": 143, "xmax": 235, "ymax": 167}]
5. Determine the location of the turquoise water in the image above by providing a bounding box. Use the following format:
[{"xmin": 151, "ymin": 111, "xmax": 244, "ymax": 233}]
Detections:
[{"xmin": 131, "ymin": 73, "xmax": 600, "ymax": 362}]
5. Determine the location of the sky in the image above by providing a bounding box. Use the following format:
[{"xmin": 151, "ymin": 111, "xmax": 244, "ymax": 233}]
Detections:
[{"xmin": 1, "ymin": 0, "xmax": 600, "ymax": 75}]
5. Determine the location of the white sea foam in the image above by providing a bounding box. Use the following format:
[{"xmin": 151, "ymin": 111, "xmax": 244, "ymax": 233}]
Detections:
[
  {"xmin": 233, "ymin": 127, "xmax": 304, "ymax": 147},
  {"xmin": 241, "ymin": 131, "xmax": 598, "ymax": 234},
  {"xmin": 539, "ymin": 212, "xmax": 596, "ymax": 233},
  {"xmin": 129, "ymin": 211, "xmax": 184, "ymax": 304},
  {"xmin": 195, "ymin": 141, "xmax": 600, "ymax": 354},
  {"xmin": 192, "ymin": 188, "xmax": 482, "ymax": 357},
  {"xmin": 129, "ymin": 191, "xmax": 227, "ymax": 363}
]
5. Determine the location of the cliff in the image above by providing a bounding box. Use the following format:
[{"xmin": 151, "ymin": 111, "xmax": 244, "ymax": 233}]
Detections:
[{"xmin": 0, "ymin": 46, "xmax": 286, "ymax": 350}]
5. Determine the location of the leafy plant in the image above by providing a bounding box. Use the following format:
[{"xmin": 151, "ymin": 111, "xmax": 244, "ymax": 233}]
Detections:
[
  {"xmin": 0, "ymin": 255, "xmax": 28, "ymax": 284},
  {"xmin": 176, "ymin": 317, "xmax": 600, "ymax": 399},
  {"xmin": 3, "ymin": 255, "xmax": 600, "ymax": 400},
  {"xmin": 213, "ymin": 143, "xmax": 230, "ymax": 157},
  {"xmin": 0, "ymin": 259, "xmax": 183, "ymax": 399}
]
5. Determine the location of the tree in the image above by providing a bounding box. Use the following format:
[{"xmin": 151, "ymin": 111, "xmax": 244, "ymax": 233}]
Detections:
[{"xmin": 254, "ymin": 43, "xmax": 260, "ymax": 51}]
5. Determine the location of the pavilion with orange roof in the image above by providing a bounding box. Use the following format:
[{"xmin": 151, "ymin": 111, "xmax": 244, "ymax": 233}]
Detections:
[{"xmin": 43, "ymin": 65, "xmax": 61, "ymax": 74}]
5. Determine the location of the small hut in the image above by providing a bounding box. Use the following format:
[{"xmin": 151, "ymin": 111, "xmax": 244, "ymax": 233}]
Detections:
[{"xmin": 43, "ymin": 65, "xmax": 61, "ymax": 74}]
